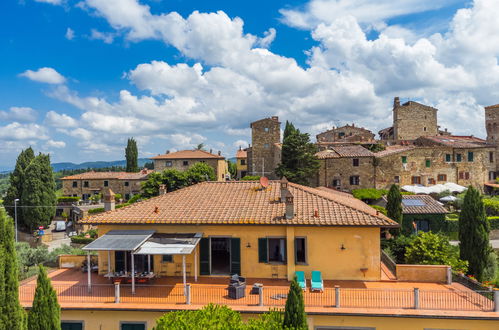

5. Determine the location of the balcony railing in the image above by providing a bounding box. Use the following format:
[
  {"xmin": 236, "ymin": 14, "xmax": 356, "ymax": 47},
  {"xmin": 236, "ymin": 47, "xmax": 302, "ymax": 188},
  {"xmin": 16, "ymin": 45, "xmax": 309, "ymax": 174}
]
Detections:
[{"xmin": 19, "ymin": 283, "xmax": 498, "ymax": 312}]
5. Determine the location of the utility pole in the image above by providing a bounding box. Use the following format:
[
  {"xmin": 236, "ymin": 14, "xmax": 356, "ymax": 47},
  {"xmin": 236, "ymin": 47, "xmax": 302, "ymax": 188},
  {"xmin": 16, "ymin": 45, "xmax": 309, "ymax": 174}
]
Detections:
[{"xmin": 14, "ymin": 198, "xmax": 19, "ymax": 242}]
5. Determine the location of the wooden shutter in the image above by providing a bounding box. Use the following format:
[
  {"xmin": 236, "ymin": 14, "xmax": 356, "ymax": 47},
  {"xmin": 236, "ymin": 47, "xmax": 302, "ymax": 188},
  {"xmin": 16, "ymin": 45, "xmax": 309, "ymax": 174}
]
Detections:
[
  {"xmin": 199, "ymin": 238, "xmax": 210, "ymax": 275},
  {"xmin": 258, "ymin": 238, "xmax": 268, "ymax": 263},
  {"xmin": 230, "ymin": 238, "xmax": 241, "ymax": 275}
]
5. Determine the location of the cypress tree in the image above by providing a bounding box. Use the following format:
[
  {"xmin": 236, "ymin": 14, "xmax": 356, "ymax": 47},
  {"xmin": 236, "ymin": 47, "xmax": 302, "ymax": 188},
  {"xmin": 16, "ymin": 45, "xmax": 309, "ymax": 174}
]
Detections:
[
  {"xmin": 125, "ymin": 138, "xmax": 139, "ymax": 172},
  {"xmin": 4, "ymin": 147, "xmax": 35, "ymax": 223},
  {"xmin": 276, "ymin": 121, "xmax": 319, "ymax": 185},
  {"xmin": 27, "ymin": 265, "xmax": 61, "ymax": 330},
  {"xmin": 0, "ymin": 209, "xmax": 26, "ymax": 329},
  {"xmin": 459, "ymin": 186, "xmax": 490, "ymax": 281},
  {"xmin": 386, "ymin": 184, "xmax": 403, "ymax": 232},
  {"xmin": 21, "ymin": 154, "xmax": 56, "ymax": 231},
  {"xmin": 283, "ymin": 277, "xmax": 307, "ymax": 329}
]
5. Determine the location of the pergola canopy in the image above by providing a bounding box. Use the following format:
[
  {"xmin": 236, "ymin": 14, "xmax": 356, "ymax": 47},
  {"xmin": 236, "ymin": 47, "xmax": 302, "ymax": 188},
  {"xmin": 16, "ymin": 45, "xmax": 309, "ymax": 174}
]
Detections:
[
  {"xmin": 134, "ymin": 233, "xmax": 202, "ymax": 255},
  {"xmin": 82, "ymin": 230, "xmax": 155, "ymax": 251}
]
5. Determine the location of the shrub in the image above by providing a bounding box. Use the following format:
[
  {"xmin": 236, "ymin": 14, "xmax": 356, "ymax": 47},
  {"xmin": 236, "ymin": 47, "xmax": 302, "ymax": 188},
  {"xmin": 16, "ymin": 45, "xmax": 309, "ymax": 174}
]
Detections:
[
  {"xmin": 352, "ymin": 188, "xmax": 387, "ymax": 202},
  {"xmin": 371, "ymin": 205, "xmax": 387, "ymax": 215},
  {"xmin": 70, "ymin": 236, "xmax": 94, "ymax": 244},
  {"xmin": 483, "ymin": 252, "xmax": 498, "ymax": 282},
  {"xmin": 88, "ymin": 207, "xmax": 105, "ymax": 214},
  {"xmin": 405, "ymin": 231, "xmax": 468, "ymax": 273},
  {"xmin": 381, "ymin": 235, "xmax": 415, "ymax": 264},
  {"xmin": 241, "ymin": 175, "xmax": 261, "ymax": 181},
  {"xmin": 127, "ymin": 194, "xmax": 142, "ymax": 204},
  {"xmin": 57, "ymin": 196, "xmax": 80, "ymax": 203},
  {"xmin": 483, "ymin": 198, "xmax": 499, "ymax": 216},
  {"xmin": 114, "ymin": 193, "xmax": 122, "ymax": 201},
  {"xmin": 154, "ymin": 304, "xmax": 243, "ymax": 329}
]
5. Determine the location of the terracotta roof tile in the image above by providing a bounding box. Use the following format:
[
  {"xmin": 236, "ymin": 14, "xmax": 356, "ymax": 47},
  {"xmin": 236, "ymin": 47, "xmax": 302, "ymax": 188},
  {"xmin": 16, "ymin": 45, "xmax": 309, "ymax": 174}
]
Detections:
[
  {"xmin": 374, "ymin": 145, "xmax": 416, "ymax": 158},
  {"xmin": 316, "ymin": 145, "xmax": 374, "ymax": 159},
  {"xmin": 82, "ymin": 181, "xmax": 398, "ymax": 227},
  {"xmin": 151, "ymin": 149, "xmax": 225, "ymax": 160},
  {"xmin": 415, "ymin": 135, "xmax": 491, "ymax": 149},
  {"xmin": 61, "ymin": 170, "xmax": 153, "ymax": 181},
  {"xmin": 236, "ymin": 149, "xmax": 247, "ymax": 158}
]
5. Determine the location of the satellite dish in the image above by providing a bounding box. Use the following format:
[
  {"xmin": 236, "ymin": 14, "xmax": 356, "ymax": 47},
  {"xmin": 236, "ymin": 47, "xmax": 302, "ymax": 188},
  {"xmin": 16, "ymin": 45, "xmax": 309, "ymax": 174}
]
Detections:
[{"xmin": 259, "ymin": 176, "xmax": 269, "ymax": 188}]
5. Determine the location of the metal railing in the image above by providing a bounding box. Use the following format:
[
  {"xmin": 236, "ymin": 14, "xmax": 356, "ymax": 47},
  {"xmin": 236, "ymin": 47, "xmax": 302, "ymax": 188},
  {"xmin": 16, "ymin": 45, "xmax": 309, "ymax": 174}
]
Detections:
[
  {"xmin": 452, "ymin": 272, "xmax": 494, "ymax": 297},
  {"xmin": 381, "ymin": 250, "xmax": 397, "ymax": 277},
  {"xmin": 19, "ymin": 283, "xmax": 497, "ymax": 312}
]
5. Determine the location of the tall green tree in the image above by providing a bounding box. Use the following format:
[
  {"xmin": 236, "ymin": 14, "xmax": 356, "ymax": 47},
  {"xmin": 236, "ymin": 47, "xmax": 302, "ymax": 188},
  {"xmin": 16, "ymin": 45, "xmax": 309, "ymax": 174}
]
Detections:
[
  {"xmin": 459, "ymin": 186, "xmax": 490, "ymax": 281},
  {"xmin": 21, "ymin": 154, "xmax": 56, "ymax": 231},
  {"xmin": 125, "ymin": 138, "xmax": 139, "ymax": 173},
  {"xmin": 27, "ymin": 265, "xmax": 60, "ymax": 330},
  {"xmin": 283, "ymin": 277, "xmax": 307, "ymax": 329},
  {"xmin": 0, "ymin": 209, "xmax": 26, "ymax": 329},
  {"xmin": 227, "ymin": 160, "xmax": 237, "ymax": 180},
  {"xmin": 276, "ymin": 121, "xmax": 319, "ymax": 185},
  {"xmin": 4, "ymin": 147, "xmax": 35, "ymax": 222},
  {"xmin": 386, "ymin": 184, "xmax": 403, "ymax": 232}
]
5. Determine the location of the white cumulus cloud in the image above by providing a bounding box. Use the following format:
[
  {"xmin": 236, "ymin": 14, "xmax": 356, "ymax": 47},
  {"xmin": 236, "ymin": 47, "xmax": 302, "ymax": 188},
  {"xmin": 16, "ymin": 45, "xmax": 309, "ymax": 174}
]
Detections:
[
  {"xmin": 0, "ymin": 107, "xmax": 38, "ymax": 122},
  {"xmin": 20, "ymin": 67, "xmax": 66, "ymax": 84}
]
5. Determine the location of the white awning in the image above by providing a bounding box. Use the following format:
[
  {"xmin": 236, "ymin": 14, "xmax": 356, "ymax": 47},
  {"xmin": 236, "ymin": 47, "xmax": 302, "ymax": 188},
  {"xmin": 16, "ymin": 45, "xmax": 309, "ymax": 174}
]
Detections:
[
  {"xmin": 134, "ymin": 233, "xmax": 202, "ymax": 255},
  {"xmin": 83, "ymin": 230, "xmax": 155, "ymax": 251}
]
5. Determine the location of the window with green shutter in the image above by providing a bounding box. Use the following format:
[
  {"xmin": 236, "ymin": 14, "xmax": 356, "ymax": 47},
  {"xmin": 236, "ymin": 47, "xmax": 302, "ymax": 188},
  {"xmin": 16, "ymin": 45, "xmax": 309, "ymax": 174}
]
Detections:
[
  {"xmin": 456, "ymin": 154, "xmax": 462, "ymax": 162},
  {"xmin": 121, "ymin": 323, "xmax": 146, "ymax": 330},
  {"xmin": 425, "ymin": 159, "xmax": 431, "ymax": 168},
  {"xmin": 199, "ymin": 238, "xmax": 210, "ymax": 275},
  {"xmin": 258, "ymin": 238, "xmax": 268, "ymax": 263},
  {"xmin": 401, "ymin": 156, "xmax": 407, "ymax": 164},
  {"xmin": 468, "ymin": 151, "xmax": 474, "ymax": 162},
  {"xmin": 230, "ymin": 238, "xmax": 241, "ymax": 275}
]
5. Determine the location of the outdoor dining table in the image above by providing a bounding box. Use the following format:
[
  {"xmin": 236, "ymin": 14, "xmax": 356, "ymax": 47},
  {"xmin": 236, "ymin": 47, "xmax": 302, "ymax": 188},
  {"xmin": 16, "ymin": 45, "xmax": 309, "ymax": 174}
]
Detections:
[{"xmin": 104, "ymin": 272, "xmax": 155, "ymax": 283}]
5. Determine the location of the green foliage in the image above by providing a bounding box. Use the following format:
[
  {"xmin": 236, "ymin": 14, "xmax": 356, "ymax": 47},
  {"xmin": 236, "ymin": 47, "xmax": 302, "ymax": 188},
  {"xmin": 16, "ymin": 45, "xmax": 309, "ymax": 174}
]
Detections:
[
  {"xmin": 276, "ymin": 121, "xmax": 319, "ymax": 185},
  {"xmin": 245, "ymin": 309, "xmax": 283, "ymax": 330},
  {"xmin": 381, "ymin": 235, "xmax": 416, "ymax": 264},
  {"xmin": 70, "ymin": 236, "xmax": 94, "ymax": 244},
  {"xmin": 483, "ymin": 252, "xmax": 498, "ymax": 282},
  {"xmin": 363, "ymin": 143, "xmax": 386, "ymax": 153},
  {"xmin": 371, "ymin": 205, "xmax": 387, "ymax": 215},
  {"xmin": 16, "ymin": 242, "xmax": 49, "ymax": 275},
  {"xmin": 241, "ymin": 175, "xmax": 261, "ymax": 181},
  {"xmin": 90, "ymin": 193, "xmax": 101, "ymax": 203},
  {"xmin": 114, "ymin": 193, "xmax": 122, "ymax": 201},
  {"xmin": 56, "ymin": 196, "xmax": 80, "ymax": 203},
  {"xmin": 405, "ymin": 232, "xmax": 468, "ymax": 273},
  {"xmin": 0, "ymin": 209, "xmax": 26, "ymax": 329},
  {"xmin": 227, "ymin": 160, "xmax": 237, "ymax": 179},
  {"xmin": 47, "ymin": 245, "xmax": 90, "ymax": 266},
  {"xmin": 283, "ymin": 277, "xmax": 307, "ymax": 330},
  {"xmin": 4, "ymin": 147, "xmax": 35, "ymax": 224},
  {"xmin": 143, "ymin": 161, "xmax": 154, "ymax": 170},
  {"xmin": 196, "ymin": 143, "xmax": 206, "ymax": 150},
  {"xmin": 459, "ymin": 186, "xmax": 490, "ymax": 281},
  {"xmin": 21, "ymin": 153, "xmax": 57, "ymax": 230},
  {"xmin": 0, "ymin": 173, "xmax": 11, "ymax": 198},
  {"xmin": 27, "ymin": 265, "xmax": 61, "ymax": 330},
  {"xmin": 352, "ymin": 188, "xmax": 387, "ymax": 202},
  {"xmin": 482, "ymin": 198, "xmax": 499, "ymax": 216},
  {"xmin": 125, "ymin": 137, "xmax": 139, "ymax": 173},
  {"xmin": 386, "ymin": 185, "xmax": 403, "ymax": 232},
  {"xmin": 141, "ymin": 163, "xmax": 215, "ymax": 198},
  {"xmin": 154, "ymin": 304, "xmax": 243, "ymax": 330},
  {"xmin": 87, "ymin": 207, "xmax": 105, "ymax": 214},
  {"xmin": 127, "ymin": 194, "xmax": 143, "ymax": 204}
]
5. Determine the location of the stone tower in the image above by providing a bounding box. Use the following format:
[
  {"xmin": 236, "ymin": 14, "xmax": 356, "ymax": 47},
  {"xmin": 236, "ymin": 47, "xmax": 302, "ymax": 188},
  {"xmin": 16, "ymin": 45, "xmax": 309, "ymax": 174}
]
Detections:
[
  {"xmin": 392, "ymin": 97, "xmax": 439, "ymax": 140},
  {"xmin": 485, "ymin": 104, "xmax": 499, "ymax": 172},
  {"xmin": 247, "ymin": 116, "xmax": 281, "ymax": 179}
]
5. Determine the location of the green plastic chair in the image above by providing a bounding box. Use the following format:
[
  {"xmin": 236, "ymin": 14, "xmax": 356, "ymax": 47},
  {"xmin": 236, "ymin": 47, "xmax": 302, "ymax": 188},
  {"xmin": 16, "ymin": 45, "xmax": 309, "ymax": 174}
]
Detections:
[
  {"xmin": 295, "ymin": 271, "xmax": 306, "ymax": 291},
  {"xmin": 311, "ymin": 271, "xmax": 323, "ymax": 292}
]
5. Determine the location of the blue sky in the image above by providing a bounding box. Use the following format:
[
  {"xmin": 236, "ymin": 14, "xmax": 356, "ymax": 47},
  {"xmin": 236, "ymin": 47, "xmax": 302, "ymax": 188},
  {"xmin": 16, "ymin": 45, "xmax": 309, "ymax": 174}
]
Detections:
[{"xmin": 1, "ymin": 0, "xmax": 498, "ymax": 170}]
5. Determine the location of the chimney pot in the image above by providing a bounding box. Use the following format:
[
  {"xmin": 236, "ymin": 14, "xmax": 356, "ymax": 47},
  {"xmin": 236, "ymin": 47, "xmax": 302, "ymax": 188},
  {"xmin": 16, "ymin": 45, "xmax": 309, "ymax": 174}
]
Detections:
[
  {"xmin": 159, "ymin": 184, "xmax": 167, "ymax": 195},
  {"xmin": 285, "ymin": 190, "xmax": 294, "ymax": 220},
  {"xmin": 210, "ymin": 148, "xmax": 213, "ymax": 154},
  {"xmin": 314, "ymin": 209, "xmax": 319, "ymax": 217},
  {"xmin": 103, "ymin": 188, "xmax": 115, "ymax": 212},
  {"xmin": 166, "ymin": 150, "xmax": 170, "ymax": 154},
  {"xmin": 218, "ymin": 150, "xmax": 221, "ymax": 156},
  {"xmin": 280, "ymin": 176, "xmax": 289, "ymax": 202}
]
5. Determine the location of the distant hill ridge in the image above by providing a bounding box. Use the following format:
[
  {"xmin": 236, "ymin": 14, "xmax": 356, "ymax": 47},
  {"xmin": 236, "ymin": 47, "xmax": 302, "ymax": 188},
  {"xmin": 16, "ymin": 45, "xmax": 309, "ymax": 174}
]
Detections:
[{"xmin": 51, "ymin": 158, "xmax": 151, "ymax": 172}]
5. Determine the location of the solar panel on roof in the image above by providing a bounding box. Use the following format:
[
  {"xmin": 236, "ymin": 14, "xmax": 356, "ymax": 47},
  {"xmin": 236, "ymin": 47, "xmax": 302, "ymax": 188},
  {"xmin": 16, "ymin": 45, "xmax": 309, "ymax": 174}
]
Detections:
[{"xmin": 402, "ymin": 199, "xmax": 426, "ymax": 206}]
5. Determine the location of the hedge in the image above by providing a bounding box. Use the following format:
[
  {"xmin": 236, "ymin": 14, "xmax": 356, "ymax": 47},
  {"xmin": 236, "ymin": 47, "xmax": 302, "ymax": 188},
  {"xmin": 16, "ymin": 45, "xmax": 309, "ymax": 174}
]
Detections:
[
  {"xmin": 371, "ymin": 205, "xmax": 387, "ymax": 215},
  {"xmin": 88, "ymin": 207, "xmax": 105, "ymax": 214},
  {"xmin": 57, "ymin": 196, "xmax": 80, "ymax": 202},
  {"xmin": 241, "ymin": 175, "xmax": 261, "ymax": 181},
  {"xmin": 70, "ymin": 236, "xmax": 94, "ymax": 244}
]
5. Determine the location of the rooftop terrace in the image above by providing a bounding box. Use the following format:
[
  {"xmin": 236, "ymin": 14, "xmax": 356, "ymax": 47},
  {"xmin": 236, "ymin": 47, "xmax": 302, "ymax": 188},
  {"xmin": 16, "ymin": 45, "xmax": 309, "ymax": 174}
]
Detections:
[{"xmin": 19, "ymin": 269, "xmax": 499, "ymax": 319}]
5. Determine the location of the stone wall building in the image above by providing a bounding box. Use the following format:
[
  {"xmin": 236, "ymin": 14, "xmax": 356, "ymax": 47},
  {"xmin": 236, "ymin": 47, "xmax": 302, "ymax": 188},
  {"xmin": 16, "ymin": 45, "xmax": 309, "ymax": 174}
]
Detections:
[
  {"xmin": 61, "ymin": 169, "xmax": 152, "ymax": 201},
  {"xmin": 247, "ymin": 116, "xmax": 281, "ymax": 179},
  {"xmin": 485, "ymin": 103, "xmax": 499, "ymax": 174},
  {"xmin": 151, "ymin": 149, "xmax": 228, "ymax": 181},
  {"xmin": 379, "ymin": 97, "xmax": 449, "ymax": 141},
  {"xmin": 316, "ymin": 124, "xmax": 375, "ymax": 144},
  {"xmin": 315, "ymin": 136, "xmax": 495, "ymax": 191}
]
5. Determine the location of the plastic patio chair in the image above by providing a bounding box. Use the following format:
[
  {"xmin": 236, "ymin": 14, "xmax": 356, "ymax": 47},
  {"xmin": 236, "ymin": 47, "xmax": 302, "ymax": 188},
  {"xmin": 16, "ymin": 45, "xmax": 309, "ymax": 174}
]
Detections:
[
  {"xmin": 311, "ymin": 271, "xmax": 324, "ymax": 292},
  {"xmin": 295, "ymin": 271, "xmax": 307, "ymax": 291}
]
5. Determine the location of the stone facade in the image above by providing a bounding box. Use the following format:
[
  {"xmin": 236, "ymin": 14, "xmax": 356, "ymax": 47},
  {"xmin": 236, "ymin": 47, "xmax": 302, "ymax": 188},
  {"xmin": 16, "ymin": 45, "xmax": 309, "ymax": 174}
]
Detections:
[
  {"xmin": 151, "ymin": 149, "xmax": 228, "ymax": 181},
  {"xmin": 61, "ymin": 170, "xmax": 152, "ymax": 201},
  {"xmin": 317, "ymin": 156, "xmax": 376, "ymax": 191},
  {"xmin": 485, "ymin": 104, "xmax": 499, "ymax": 173},
  {"xmin": 393, "ymin": 98, "xmax": 439, "ymax": 141},
  {"xmin": 316, "ymin": 124, "xmax": 375, "ymax": 143},
  {"xmin": 247, "ymin": 116, "xmax": 281, "ymax": 179}
]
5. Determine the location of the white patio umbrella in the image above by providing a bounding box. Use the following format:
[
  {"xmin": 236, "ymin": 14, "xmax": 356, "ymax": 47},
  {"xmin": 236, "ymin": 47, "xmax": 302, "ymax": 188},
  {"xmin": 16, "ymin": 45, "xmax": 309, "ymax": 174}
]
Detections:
[{"xmin": 440, "ymin": 195, "xmax": 458, "ymax": 202}]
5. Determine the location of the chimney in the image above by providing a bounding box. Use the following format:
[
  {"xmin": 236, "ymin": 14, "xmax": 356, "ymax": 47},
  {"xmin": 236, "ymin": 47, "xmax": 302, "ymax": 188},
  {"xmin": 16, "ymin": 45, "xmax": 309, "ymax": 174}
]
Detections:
[
  {"xmin": 285, "ymin": 190, "xmax": 294, "ymax": 220},
  {"xmin": 394, "ymin": 97, "xmax": 400, "ymax": 108},
  {"xmin": 210, "ymin": 148, "xmax": 213, "ymax": 154},
  {"xmin": 159, "ymin": 184, "xmax": 167, "ymax": 195},
  {"xmin": 218, "ymin": 150, "xmax": 221, "ymax": 156},
  {"xmin": 166, "ymin": 150, "xmax": 170, "ymax": 154},
  {"xmin": 280, "ymin": 176, "xmax": 289, "ymax": 202},
  {"xmin": 103, "ymin": 188, "xmax": 115, "ymax": 212}
]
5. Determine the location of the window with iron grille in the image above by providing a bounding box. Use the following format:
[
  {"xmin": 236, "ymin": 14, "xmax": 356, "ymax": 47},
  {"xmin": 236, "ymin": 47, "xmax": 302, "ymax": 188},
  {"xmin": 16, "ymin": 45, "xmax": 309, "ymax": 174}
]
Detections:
[{"xmin": 349, "ymin": 176, "xmax": 360, "ymax": 185}]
